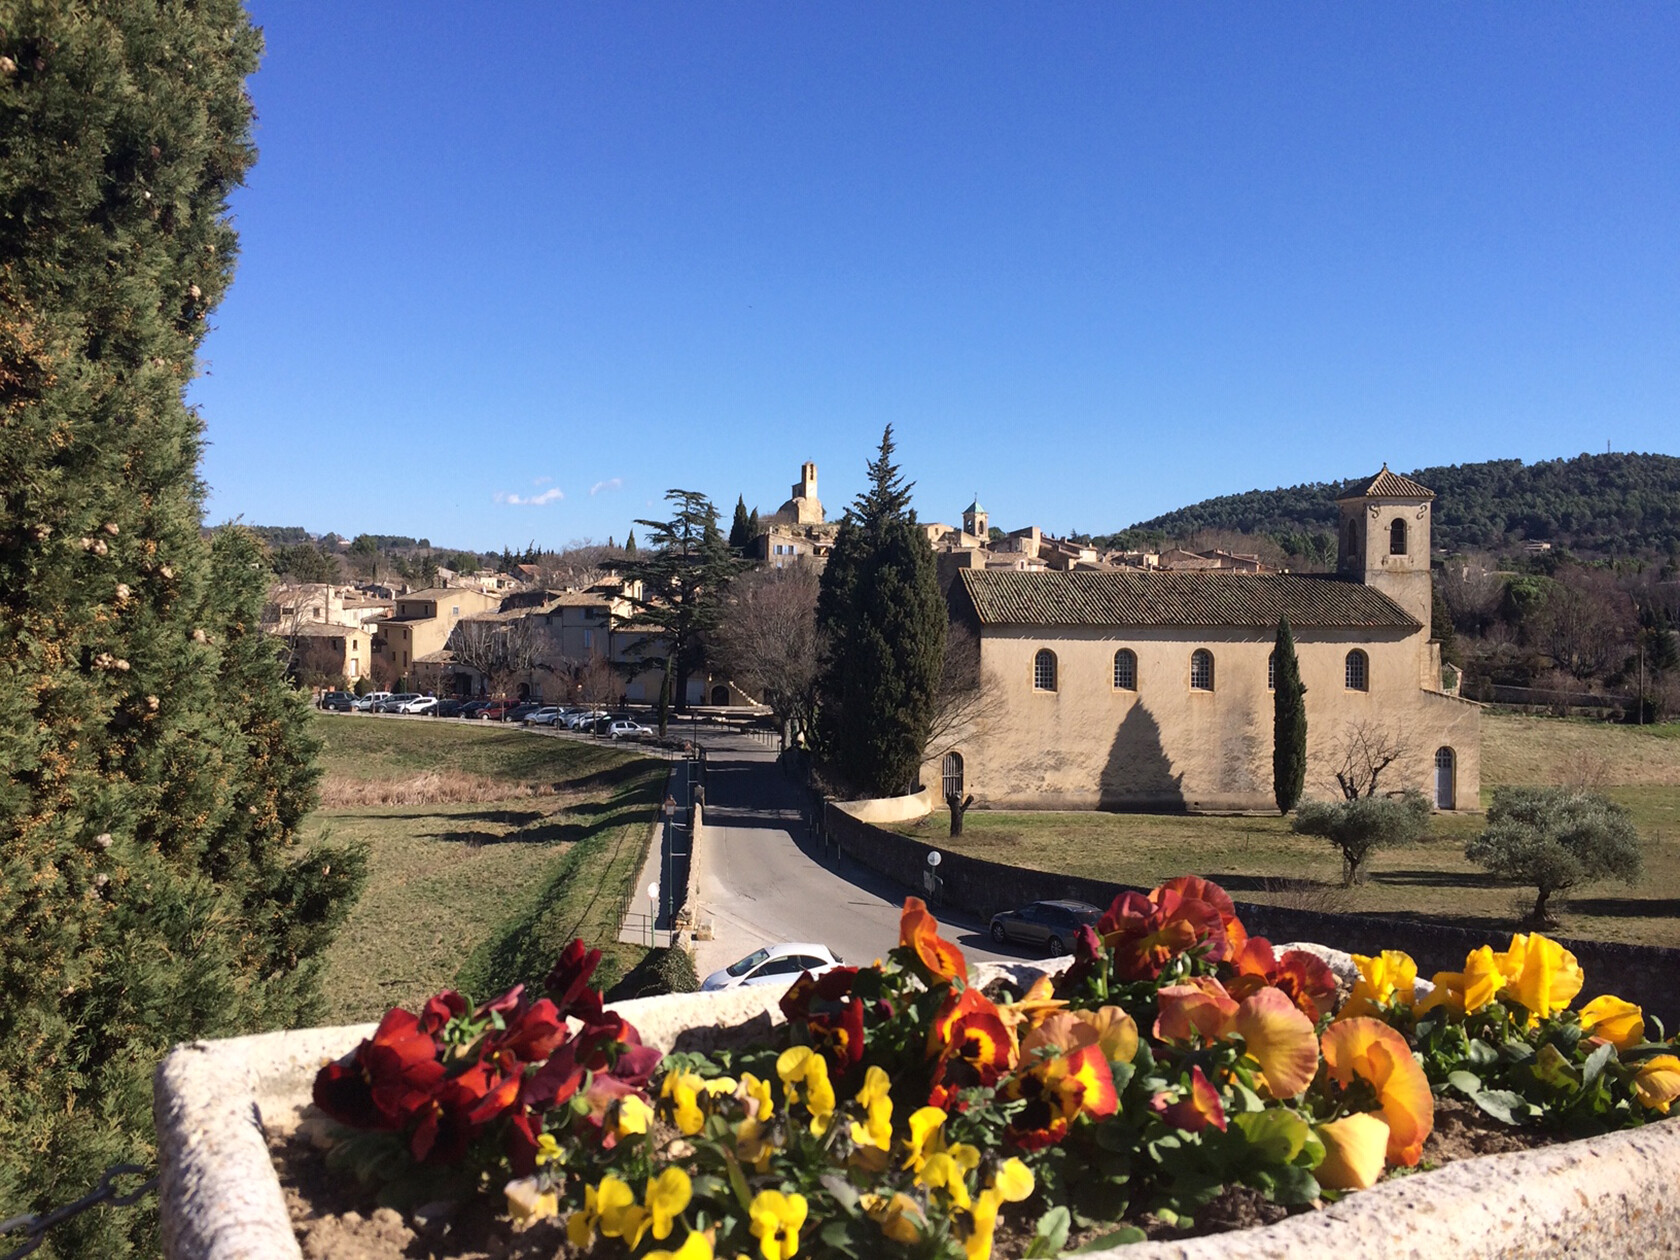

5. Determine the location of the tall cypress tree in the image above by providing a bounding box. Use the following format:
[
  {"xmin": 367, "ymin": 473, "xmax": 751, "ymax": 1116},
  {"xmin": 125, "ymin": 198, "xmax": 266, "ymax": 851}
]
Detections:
[
  {"xmin": 728, "ymin": 494, "xmax": 753, "ymax": 552},
  {"xmin": 1272, "ymin": 617, "xmax": 1308, "ymax": 814},
  {"xmin": 815, "ymin": 428, "xmax": 945, "ymax": 796},
  {"xmin": 0, "ymin": 8, "xmax": 364, "ymax": 1253}
]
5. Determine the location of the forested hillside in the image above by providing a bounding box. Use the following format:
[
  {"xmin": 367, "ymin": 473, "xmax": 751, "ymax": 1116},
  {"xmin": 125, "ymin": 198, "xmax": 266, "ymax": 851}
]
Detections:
[{"xmin": 1106, "ymin": 453, "xmax": 1680, "ymax": 558}]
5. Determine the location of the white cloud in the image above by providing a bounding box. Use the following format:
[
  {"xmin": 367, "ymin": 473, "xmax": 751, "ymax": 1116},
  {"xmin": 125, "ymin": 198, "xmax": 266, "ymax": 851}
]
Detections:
[
  {"xmin": 590, "ymin": 477, "xmax": 623, "ymax": 496},
  {"xmin": 533, "ymin": 475, "xmax": 553, "ymax": 486},
  {"xmin": 494, "ymin": 487, "xmax": 564, "ymax": 506}
]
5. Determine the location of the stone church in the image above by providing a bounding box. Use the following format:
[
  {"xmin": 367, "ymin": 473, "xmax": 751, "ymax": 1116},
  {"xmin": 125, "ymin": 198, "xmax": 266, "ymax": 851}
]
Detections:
[{"xmin": 933, "ymin": 468, "xmax": 1481, "ymax": 812}]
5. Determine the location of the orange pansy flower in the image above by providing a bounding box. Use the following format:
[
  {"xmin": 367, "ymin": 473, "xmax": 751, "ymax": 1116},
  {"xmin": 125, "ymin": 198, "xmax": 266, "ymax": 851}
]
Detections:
[
  {"xmin": 900, "ymin": 897, "xmax": 967, "ymax": 982},
  {"xmin": 1320, "ymin": 1017, "xmax": 1434, "ymax": 1167}
]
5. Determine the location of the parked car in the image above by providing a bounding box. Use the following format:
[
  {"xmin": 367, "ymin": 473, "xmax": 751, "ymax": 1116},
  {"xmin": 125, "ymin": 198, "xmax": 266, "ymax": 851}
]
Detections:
[
  {"xmin": 433, "ymin": 698, "xmax": 468, "ymax": 717},
  {"xmin": 564, "ymin": 709, "xmax": 609, "ymax": 730},
  {"xmin": 396, "ymin": 695, "xmax": 437, "ymax": 715},
  {"xmin": 353, "ymin": 691, "xmax": 392, "ymax": 712},
  {"xmin": 459, "ymin": 699, "xmax": 493, "ymax": 719},
  {"xmin": 505, "ymin": 702, "xmax": 543, "ymax": 723},
  {"xmin": 477, "ymin": 699, "xmax": 518, "ymax": 721},
  {"xmin": 700, "ymin": 943, "xmax": 843, "ymax": 992},
  {"xmin": 523, "ymin": 706, "xmax": 564, "ymax": 726},
  {"xmin": 988, "ymin": 899, "xmax": 1102, "ymax": 956},
  {"xmin": 605, "ymin": 719, "xmax": 654, "ymax": 741},
  {"xmin": 374, "ymin": 693, "xmax": 420, "ymax": 713},
  {"xmin": 319, "ymin": 691, "xmax": 356, "ymax": 712}
]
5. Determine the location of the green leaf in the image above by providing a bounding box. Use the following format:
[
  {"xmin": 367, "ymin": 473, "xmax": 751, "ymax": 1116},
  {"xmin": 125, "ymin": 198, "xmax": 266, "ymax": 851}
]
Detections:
[
  {"xmin": 819, "ymin": 1219, "xmax": 860, "ymax": 1257},
  {"xmin": 1581, "ymin": 1040, "xmax": 1616, "ymax": 1089},
  {"xmin": 1262, "ymin": 1163, "xmax": 1322, "ymax": 1206},
  {"xmin": 1023, "ymin": 1206, "xmax": 1071, "ymax": 1258},
  {"xmin": 819, "ymin": 1173, "xmax": 861, "ymax": 1214},
  {"xmin": 1066, "ymin": 1224, "xmax": 1149, "ymax": 1251},
  {"xmin": 1232, "ymin": 1109, "xmax": 1311, "ymax": 1163},
  {"xmin": 1447, "ymin": 1069, "xmax": 1484, "ymax": 1096},
  {"xmin": 1466, "ymin": 1038, "xmax": 1498, "ymax": 1066},
  {"xmin": 1470, "ymin": 1089, "xmax": 1533, "ymax": 1125}
]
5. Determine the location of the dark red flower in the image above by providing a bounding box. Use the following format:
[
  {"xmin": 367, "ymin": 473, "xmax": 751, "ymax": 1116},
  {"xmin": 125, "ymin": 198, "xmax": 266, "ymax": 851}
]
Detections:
[
  {"xmin": 312, "ymin": 1008, "xmax": 447, "ymax": 1131},
  {"xmin": 417, "ymin": 990, "xmax": 466, "ymax": 1037},
  {"xmin": 1224, "ymin": 938, "xmax": 1339, "ymax": 1021},
  {"xmin": 475, "ymin": 982, "xmax": 526, "ymax": 1021},
  {"xmin": 545, "ymin": 938, "xmax": 605, "ymax": 1024},
  {"xmin": 1098, "ymin": 883, "xmax": 1234, "ymax": 981},
  {"xmin": 782, "ymin": 967, "xmax": 867, "ymax": 1073},
  {"xmin": 490, "ymin": 997, "xmax": 568, "ymax": 1061},
  {"xmin": 411, "ymin": 1060, "xmax": 505, "ymax": 1164}
]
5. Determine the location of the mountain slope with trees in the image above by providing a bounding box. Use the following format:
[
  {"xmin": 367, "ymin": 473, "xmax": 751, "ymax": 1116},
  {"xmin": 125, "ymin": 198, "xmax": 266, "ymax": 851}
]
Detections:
[{"xmin": 1105, "ymin": 453, "xmax": 1680, "ymax": 558}]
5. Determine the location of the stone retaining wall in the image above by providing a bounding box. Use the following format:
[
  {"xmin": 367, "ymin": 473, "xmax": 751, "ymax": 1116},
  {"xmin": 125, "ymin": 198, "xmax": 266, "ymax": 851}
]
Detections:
[{"xmin": 826, "ymin": 803, "xmax": 1680, "ymax": 1026}]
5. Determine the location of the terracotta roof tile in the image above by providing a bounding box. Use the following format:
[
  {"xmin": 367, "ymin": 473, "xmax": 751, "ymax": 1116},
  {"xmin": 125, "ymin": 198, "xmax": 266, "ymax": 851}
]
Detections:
[
  {"xmin": 957, "ymin": 569, "xmax": 1420, "ymax": 630},
  {"xmin": 1338, "ymin": 466, "xmax": 1435, "ymax": 500}
]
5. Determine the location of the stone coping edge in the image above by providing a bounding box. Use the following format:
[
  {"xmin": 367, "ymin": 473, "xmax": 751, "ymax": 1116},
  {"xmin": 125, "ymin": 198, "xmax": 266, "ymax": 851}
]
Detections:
[{"xmin": 154, "ymin": 957, "xmax": 1680, "ymax": 1260}]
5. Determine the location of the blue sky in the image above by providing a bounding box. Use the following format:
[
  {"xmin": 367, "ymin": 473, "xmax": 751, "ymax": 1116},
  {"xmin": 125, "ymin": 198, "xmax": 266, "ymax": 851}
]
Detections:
[{"xmin": 193, "ymin": 4, "xmax": 1680, "ymax": 552}]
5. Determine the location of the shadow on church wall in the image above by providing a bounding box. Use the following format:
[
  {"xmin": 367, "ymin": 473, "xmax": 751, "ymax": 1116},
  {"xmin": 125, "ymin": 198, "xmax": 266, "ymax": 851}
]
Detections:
[{"xmin": 1098, "ymin": 703, "xmax": 1186, "ymax": 811}]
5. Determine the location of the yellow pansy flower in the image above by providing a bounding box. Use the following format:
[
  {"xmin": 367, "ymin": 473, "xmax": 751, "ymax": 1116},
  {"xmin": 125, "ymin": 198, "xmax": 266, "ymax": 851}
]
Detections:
[
  {"xmin": 532, "ymin": 1132, "xmax": 562, "ymax": 1167},
  {"xmin": 776, "ymin": 1046, "xmax": 835, "ymax": 1135},
  {"xmin": 662, "ymin": 1070, "xmax": 708, "ymax": 1136},
  {"xmin": 1416, "ymin": 946, "xmax": 1503, "ymax": 1017},
  {"xmin": 616, "ymin": 1094, "xmax": 656, "ymax": 1138},
  {"xmin": 963, "ymin": 1159, "xmax": 1034, "ymax": 1260},
  {"xmin": 504, "ymin": 1176, "xmax": 558, "ymax": 1225},
  {"xmin": 748, "ymin": 1189, "xmax": 808, "ymax": 1260},
  {"xmin": 850, "ymin": 1065, "xmax": 894, "ymax": 1151},
  {"xmin": 903, "ymin": 1105, "xmax": 948, "ymax": 1172},
  {"xmin": 1314, "ymin": 1113, "xmax": 1390, "ymax": 1190},
  {"xmin": 596, "ymin": 1175, "xmax": 651, "ymax": 1247},
  {"xmin": 646, "ymin": 1167, "xmax": 693, "ymax": 1242},
  {"xmin": 1632, "ymin": 1055, "xmax": 1680, "ymax": 1114},
  {"xmin": 645, "ymin": 1230, "xmax": 714, "ymax": 1260},
  {"xmin": 1338, "ymin": 951, "xmax": 1418, "ymax": 1020},
  {"xmin": 1496, "ymin": 933, "xmax": 1583, "ymax": 1024},
  {"xmin": 915, "ymin": 1144, "xmax": 980, "ymax": 1210},
  {"xmin": 861, "ymin": 1191, "xmax": 927, "ymax": 1244},
  {"xmin": 1578, "ymin": 994, "xmax": 1645, "ymax": 1050}
]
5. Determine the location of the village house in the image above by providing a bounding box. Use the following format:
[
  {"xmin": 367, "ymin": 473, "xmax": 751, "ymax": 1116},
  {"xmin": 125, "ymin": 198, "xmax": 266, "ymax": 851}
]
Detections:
[
  {"xmin": 929, "ymin": 468, "xmax": 1480, "ymax": 813},
  {"xmin": 284, "ymin": 623, "xmax": 373, "ymax": 688},
  {"xmin": 369, "ymin": 586, "xmax": 501, "ymax": 683}
]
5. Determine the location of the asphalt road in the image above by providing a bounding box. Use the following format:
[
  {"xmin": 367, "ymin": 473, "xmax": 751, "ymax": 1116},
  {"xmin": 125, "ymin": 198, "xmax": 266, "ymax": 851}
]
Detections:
[{"xmin": 691, "ymin": 734, "xmax": 1029, "ymax": 980}]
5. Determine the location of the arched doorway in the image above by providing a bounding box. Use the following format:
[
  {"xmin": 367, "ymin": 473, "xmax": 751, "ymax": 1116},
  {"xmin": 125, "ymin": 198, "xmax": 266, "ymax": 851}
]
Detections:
[
  {"xmin": 711, "ymin": 685, "xmax": 729, "ymax": 705},
  {"xmin": 1434, "ymin": 747, "xmax": 1456, "ymax": 809},
  {"xmin": 517, "ymin": 682, "xmax": 530, "ymax": 701},
  {"xmin": 941, "ymin": 752, "xmax": 964, "ymax": 802}
]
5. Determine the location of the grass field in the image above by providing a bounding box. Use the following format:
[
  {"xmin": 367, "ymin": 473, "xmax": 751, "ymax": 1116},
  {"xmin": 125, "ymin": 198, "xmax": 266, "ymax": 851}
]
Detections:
[
  {"xmin": 895, "ymin": 713, "xmax": 1680, "ymax": 948},
  {"xmin": 308, "ymin": 717, "xmax": 665, "ymax": 1023}
]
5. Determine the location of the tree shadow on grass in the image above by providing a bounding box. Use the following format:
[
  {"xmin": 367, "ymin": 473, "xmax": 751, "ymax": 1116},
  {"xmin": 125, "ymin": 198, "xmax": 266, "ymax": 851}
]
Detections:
[
  {"xmin": 1563, "ymin": 895, "xmax": 1680, "ymax": 919},
  {"xmin": 425, "ymin": 802, "xmax": 652, "ymax": 849},
  {"xmin": 1368, "ymin": 869, "xmax": 1507, "ymax": 890}
]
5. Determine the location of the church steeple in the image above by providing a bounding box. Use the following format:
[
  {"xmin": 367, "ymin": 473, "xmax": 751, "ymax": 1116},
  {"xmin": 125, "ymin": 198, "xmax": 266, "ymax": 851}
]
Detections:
[
  {"xmin": 1335, "ymin": 464, "xmax": 1434, "ymax": 628},
  {"xmin": 962, "ymin": 495, "xmax": 987, "ymax": 539}
]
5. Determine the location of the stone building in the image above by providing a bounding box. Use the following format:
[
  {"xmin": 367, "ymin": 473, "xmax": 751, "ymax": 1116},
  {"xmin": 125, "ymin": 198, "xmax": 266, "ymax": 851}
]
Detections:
[{"xmin": 929, "ymin": 468, "xmax": 1480, "ymax": 813}]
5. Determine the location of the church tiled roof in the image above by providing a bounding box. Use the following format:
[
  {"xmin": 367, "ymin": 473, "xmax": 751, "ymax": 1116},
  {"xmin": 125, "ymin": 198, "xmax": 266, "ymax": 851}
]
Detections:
[
  {"xmin": 956, "ymin": 569, "xmax": 1421, "ymax": 630},
  {"xmin": 1338, "ymin": 465, "xmax": 1434, "ymax": 500}
]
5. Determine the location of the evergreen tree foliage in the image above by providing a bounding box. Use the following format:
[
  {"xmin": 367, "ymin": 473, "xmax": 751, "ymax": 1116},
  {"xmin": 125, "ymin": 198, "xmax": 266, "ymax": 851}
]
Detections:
[
  {"xmin": 728, "ymin": 494, "xmax": 753, "ymax": 552},
  {"xmin": 623, "ymin": 529, "xmax": 636, "ymax": 554},
  {"xmin": 0, "ymin": 9, "xmax": 365, "ymax": 1253},
  {"xmin": 619, "ymin": 491, "xmax": 741, "ymax": 731},
  {"xmin": 1270, "ymin": 618, "xmax": 1307, "ymax": 814},
  {"xmin": 1293, "ymin": 791, "xmax": 1431, "ymax": 887},
  {"xmin": 747, "ymin": 507, "xmax": 759, "ymax": 538},
  {"xmin": 1466, "ymin": 788, "xmax": 1643, "ymax": 925},
  {"xmin": 814, "ymin": 430, "xmax": 945, "ymax": 797}
]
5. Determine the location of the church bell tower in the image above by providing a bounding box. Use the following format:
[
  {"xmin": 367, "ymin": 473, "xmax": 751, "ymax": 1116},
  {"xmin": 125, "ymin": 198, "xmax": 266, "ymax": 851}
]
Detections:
[{"xmin": 1336, "ymin": 465, "xmax": 1434, "ymax": 629}]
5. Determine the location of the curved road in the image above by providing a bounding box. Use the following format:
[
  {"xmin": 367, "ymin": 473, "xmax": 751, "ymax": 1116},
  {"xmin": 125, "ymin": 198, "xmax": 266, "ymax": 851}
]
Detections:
[{"xmin": 692, "ymin": 733, "xmax": 1023, "ymax": 977}]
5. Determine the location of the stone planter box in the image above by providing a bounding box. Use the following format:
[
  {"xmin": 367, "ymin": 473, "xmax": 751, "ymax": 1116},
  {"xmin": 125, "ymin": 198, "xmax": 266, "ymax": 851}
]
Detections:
[{"xmin": 154, "ymin": 960, "xmax": 1680, "ymax": 1260}]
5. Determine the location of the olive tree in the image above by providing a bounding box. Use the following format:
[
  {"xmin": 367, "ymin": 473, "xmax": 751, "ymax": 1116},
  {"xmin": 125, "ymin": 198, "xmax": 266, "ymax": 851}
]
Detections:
[
  {"xmin": 1466, "ymin": 787, "xmax": 1643, "ymax": 925},
  {"xmin": 1293, "ymin": 790, "xmax": 1432, "ymax": 886}
]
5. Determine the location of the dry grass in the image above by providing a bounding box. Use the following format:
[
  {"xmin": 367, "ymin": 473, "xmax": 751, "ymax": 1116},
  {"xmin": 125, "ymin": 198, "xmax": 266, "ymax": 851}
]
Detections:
[
  {"xmin": 1481, "ymin": 714, "xmax": 1680, "ymax": 790},
  {"xmin": 318, "ymin": 771, "xmax": 579, "ymax": 809}
]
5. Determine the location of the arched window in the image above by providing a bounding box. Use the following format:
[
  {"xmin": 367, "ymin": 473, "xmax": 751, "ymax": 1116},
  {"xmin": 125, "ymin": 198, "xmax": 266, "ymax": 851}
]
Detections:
[
  {"xmin": 1033, "ymin": 648, "xmax": 1058, "ymax": 692},
  {"xmin": 1345, "ymin": 519, "xmax": 1358, "ymax": 557},
  {"xmin": 1267, "ymin": 650, "xmax": 1276, "ymax": 691},
  {"xmin": 942, "ymin": 752, "xmax": 964, "ymax": 801},
  {"xmin": 1434, "ymin": 747, "xmax": 1456, "ymax": 809},
  {"xmin": 1190, "ymin": 649, "xmax": 1214, "ymax": 691},
  {"xmin": 1390, "ymin": 518, "xmax": 1408, "ymax": 556},
  {"xmin": 1345, "ymin": 649, "xmax": 1369, "ymax": 691},
  {"xmin": 1112, "ymin": 648, "xmax": 1137, "ymax": 690}
]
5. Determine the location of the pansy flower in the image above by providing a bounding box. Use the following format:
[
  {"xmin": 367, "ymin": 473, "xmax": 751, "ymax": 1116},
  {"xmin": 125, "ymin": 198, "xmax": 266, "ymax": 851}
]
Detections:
[
  {"xmin": 900, "ymin": 896, "xmax": 967, "ymax": 982},
  {"xmin": 1320, "ymin": 1017, "xmax": 1434, "ymax": 1167}
]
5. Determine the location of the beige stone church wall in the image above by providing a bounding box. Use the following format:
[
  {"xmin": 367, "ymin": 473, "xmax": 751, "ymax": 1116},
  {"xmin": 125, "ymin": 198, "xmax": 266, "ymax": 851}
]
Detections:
[{"xmin": 929, "ymin": 625, "xmax": 1480, "ymax": 813}]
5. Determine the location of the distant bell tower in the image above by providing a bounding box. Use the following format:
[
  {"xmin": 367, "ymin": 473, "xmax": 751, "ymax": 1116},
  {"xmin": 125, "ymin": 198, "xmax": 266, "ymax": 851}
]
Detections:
[
  {"xmin": 783, "ymin": 461, "xmax": 824, "ymax": 526},
  {"xmin": 1336, "ymin": 464, "xmax": 1434, "ymax": 629},
  {"xmin": 962, "ymin": 495, "xmax": 988, "ymax": 539}
]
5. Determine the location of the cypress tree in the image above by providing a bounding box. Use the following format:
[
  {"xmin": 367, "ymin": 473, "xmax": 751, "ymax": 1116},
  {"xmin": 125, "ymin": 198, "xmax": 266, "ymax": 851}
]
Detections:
[
  {"xmin": 1272, "ymin": 617, "xmax": 1308, "ymax": 814},
  {"xmin": 0, "ymin": 8, "xmax": 365, "ymax": 1253},
  {"xmin": 728, "ymin": 494, "xmax": 753, "ymax": 552},
  {"xmin": 814, "ymin": 429, "xmax": 945, "ymax": 796}
]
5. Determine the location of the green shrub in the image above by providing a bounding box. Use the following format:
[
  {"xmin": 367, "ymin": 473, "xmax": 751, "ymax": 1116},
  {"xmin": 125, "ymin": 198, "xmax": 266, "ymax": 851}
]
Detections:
[
  {"xmin": 1466, "ymin": 787, "xmax": 1643, "ymax": 925},
  {"xmin": 1292, "ymin": 790, "xmax": 1432, "ymax": 886},
  {"xmin": 607, "ymin": 947, "xmax": 700, "ymax": 1000}
]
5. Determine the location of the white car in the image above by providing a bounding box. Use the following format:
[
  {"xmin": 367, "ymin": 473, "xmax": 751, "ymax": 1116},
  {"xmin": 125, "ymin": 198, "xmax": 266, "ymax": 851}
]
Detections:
[
  {"xmin": 564, "ymin": 709, "xmax": 608, "ymax": 730},
  {"xmin": 396, "ymin": 695, "xmax": 437, "ymax": 715},
  {"xmin": 523, "ymin": 706, "xmax": 564, "ymax": 726},
  {"xmin": 353, "ymin": 691, "xmax": 392, "ymax": 712},
  {"xmin": 606, "ymin": 719, "xmax": 653, "ymax": 741},
  {"xmin": 700, "ymin": 943, "xmax": 843, "ymax": 992}
]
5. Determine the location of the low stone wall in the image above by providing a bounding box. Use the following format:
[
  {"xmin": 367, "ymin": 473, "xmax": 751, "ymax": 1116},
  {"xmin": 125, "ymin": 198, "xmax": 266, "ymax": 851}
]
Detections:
[
  {"xmin": 826, "ymin": 804, "xmax": 1680, "ymax": 1026},
  {"xmin": 833, "ymin": 786, "xmax": 934, "ymax": 824}
]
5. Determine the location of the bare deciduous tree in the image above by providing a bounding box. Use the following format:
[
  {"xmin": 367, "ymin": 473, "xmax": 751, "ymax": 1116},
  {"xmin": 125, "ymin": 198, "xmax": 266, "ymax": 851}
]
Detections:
[
  {"xmin": 925, "ymin": 621, "xmax": 989, "ymax": 757},
  {"xmin": 1326, "ymin": 719, "xmax": 1410, "ymax": 801},
  {"xmin": 1533, "ymin": 567, "xmax": 1634, "ymax": 681},
  {"xmin": 451, "ymin": 614, "xmax": 540, "ymax": 698},
  {"xmin": 711, "ymin": 564, "xmax": 821, "ymax": 745},
  {"xmin": 1439, "ymin": 556, "xmax": 1505, "ymax": 637}
]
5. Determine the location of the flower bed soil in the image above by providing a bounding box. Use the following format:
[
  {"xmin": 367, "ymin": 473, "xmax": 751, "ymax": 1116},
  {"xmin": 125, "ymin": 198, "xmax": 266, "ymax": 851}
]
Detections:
[{"xmin": 269, "ymin": 1078, "xmax": 1558, "ymax": 1259}]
